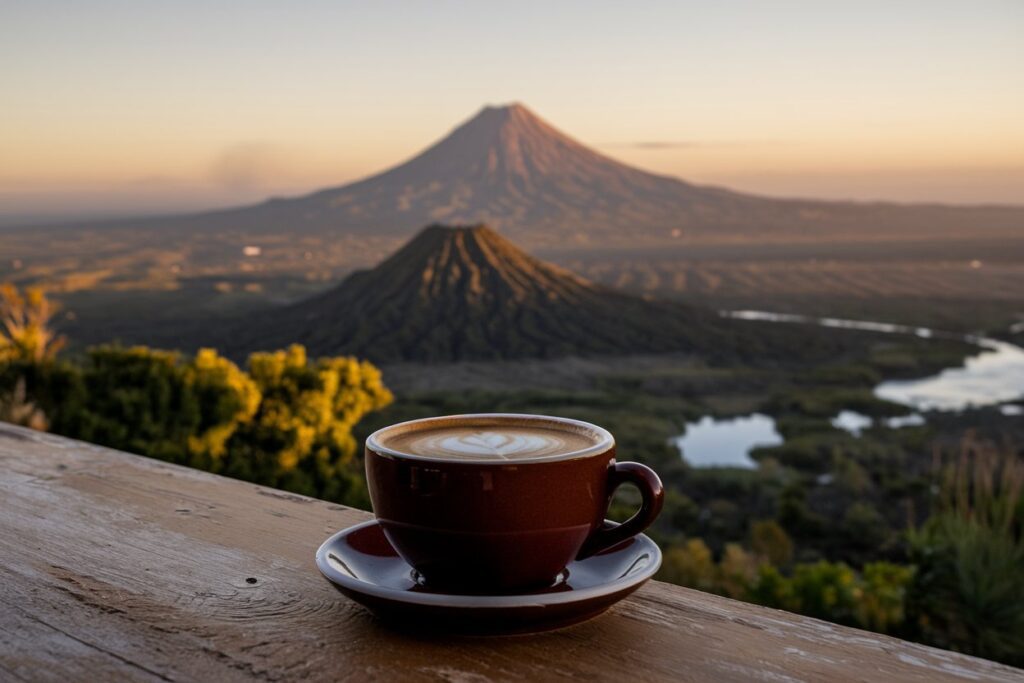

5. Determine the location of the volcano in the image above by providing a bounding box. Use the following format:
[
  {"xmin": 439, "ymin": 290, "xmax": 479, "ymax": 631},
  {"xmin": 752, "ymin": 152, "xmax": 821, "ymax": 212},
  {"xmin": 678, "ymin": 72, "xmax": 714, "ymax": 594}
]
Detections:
[
  {"xmin": 270, "ymin": 103, "xmax": 759, "ymax": 246},
  {"xmin": 220, "ymin": 103, "xmax": 1020, "ymax": 247},
  {"xmin": 229, "ymin": 224, "xmax": 736, "ymax": 362},
  {"xmin": 29, "ymin": 103, "xmax": 1023, "ymax": 248},
  {"xmin": 7, "ymin": 103, "xmax": 1021, "ymax": 295}
]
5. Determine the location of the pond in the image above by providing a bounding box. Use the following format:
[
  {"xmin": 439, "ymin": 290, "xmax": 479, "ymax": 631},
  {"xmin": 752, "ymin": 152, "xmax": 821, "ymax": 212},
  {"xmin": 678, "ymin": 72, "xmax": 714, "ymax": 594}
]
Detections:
[
  {"xmin": 830, "ymin": 410, "xmax": 926, "ymax": 436},
  {"xmin": 674, "ymin": 413, "xmax": 783, "ymax": 469}
]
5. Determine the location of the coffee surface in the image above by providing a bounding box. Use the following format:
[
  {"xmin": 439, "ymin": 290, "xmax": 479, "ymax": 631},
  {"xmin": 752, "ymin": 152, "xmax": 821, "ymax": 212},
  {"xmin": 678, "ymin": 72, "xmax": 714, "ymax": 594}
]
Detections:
[{"xmin": 378, "ymin": 424, "xmax": 599, "ymax": 461}]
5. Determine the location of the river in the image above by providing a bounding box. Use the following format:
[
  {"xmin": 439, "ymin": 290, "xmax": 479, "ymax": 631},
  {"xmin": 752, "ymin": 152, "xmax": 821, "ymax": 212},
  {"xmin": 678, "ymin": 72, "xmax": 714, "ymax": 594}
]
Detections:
[{"xmin": 674, "ymin": 311, "xmax": 1024, "ymax": 468}]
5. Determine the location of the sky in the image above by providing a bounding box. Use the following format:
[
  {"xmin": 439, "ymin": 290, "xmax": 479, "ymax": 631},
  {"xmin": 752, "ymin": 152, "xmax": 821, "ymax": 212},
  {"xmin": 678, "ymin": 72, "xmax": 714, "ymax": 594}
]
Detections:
[{"xmin": 1, "ymin": 1, "xmax": 1022, "ymax": 223}]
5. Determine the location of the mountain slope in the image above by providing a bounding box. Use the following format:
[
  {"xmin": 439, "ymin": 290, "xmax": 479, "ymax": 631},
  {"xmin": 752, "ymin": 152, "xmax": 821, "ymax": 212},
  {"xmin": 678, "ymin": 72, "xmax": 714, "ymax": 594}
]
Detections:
[
  {"xmin": 282, "ymin": 103, "xmax": 755, "ymax": 245},
  {"xmin": 227, "ymin": 103, "xmax": 1021, "ymax": 247},
  {"xmin": 4, "ymin": 103, "xmax": 1020, "ymax": 296},
  {"xmin": 228, "ymin": 224, "xmax": 736, "ymax": 362}
]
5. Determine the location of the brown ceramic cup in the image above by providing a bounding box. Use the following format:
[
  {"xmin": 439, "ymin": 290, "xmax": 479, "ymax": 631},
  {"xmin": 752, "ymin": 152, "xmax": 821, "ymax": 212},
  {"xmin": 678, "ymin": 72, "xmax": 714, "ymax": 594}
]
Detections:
[{"xmin": 364, "ymin": 413, "xmax": 664, "ymax": 593}]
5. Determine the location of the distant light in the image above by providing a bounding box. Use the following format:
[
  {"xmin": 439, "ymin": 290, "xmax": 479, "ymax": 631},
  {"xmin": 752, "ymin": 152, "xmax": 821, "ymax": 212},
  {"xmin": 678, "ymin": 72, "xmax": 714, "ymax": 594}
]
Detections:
[
  {"xmin": 243, "ymin": 246, "xmax": 262, "ymax": 257},
  {"xmin": 671, "ymin": 229, "xmax": 682, "ymax": 238},
  {"xmin": 970, "ymin": 259, "xmax": 982, "ymax": 269},
  {"xmin": 11, "ymin": 259, "xmax": 22, "ymax": 269}
]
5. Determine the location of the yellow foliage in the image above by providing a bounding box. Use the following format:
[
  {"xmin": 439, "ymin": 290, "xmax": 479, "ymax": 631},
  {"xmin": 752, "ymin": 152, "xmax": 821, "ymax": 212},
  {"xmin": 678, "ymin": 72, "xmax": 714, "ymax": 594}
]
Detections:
[
  {"xmin": 185, "ymin": 348, "xmax": 261, "ymax": 459},
  {"xmin": 750, "ymin": 519, "xmax": 794, "ymax": 567},
  {"xmin": 718, "ymin": 543, "xmax": 758, "ymax": 599},
  {"xmin": 244, "ymin": 344, "xmax": 393, "ymax": 475},
  {"xmin": 0, "ymin": 283, "xmax": 66, "ymax": 363},
  {"xmin": 659, "ymin": 538, "xmax": 717, "ymax": 592}
]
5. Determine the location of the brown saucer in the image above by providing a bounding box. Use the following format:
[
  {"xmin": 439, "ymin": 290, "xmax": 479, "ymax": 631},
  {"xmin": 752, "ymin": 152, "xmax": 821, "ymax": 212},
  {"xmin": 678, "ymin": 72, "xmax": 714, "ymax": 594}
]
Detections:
[{"xmin": 316, "ymin": 519, "xmax": 661, "ymax": 635}]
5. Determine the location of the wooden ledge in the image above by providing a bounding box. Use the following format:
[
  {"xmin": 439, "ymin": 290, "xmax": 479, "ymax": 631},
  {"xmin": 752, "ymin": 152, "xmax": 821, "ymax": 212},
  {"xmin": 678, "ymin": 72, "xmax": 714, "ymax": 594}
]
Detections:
[{"xmin": 0, "ymin": 422, "xmax": 1020, "ymax": 682}]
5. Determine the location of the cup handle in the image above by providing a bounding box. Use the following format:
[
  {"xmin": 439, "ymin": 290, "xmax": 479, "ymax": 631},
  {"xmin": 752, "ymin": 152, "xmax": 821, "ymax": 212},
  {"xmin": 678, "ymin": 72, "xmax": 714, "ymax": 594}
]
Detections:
[{"xmin": 577, "ymin": 461, "xmax": 665, "ymax": 559}]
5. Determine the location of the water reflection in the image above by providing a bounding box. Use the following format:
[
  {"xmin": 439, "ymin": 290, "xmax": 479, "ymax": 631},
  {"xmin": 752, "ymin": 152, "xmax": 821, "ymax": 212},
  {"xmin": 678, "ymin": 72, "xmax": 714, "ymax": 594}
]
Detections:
[
  {"xmin": 674, "ymin": 414, "xmax": 782, "ymax": 469},
  {"xmin": 875, "ymin": 340, "xmax": 1024, "ymax": 411},
  {"xmin": 725, "ymin": 310, "xmax": 1024, "ymax": 411},
  {"xmin": 830, "ymin": 410, "xmax": 926, "ymax": 436},
  {"xmin": 831, "ymin": 410, "xmax": 873, "ymax": 436}
]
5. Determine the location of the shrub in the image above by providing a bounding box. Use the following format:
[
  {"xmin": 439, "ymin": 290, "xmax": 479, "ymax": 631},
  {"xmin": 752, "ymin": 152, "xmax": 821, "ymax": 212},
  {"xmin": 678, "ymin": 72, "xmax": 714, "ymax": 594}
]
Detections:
[
  {"xmin": 906, "ymin": 440, "xmax": 1024, "ymax": 665},
  {"xmin": 750, "ymin": 519, "xmax": 793, "ymax": 567},
  {"xmin": 0, "ymin": 284, "xmax": 65, "ymax": 363}
]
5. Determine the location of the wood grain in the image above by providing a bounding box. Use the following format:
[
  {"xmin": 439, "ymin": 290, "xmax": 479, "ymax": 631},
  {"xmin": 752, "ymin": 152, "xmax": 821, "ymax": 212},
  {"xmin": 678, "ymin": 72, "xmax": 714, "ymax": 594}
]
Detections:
[{"xmin": 0, "ymin": 422, "xmax": 1020, "ymax": 682}]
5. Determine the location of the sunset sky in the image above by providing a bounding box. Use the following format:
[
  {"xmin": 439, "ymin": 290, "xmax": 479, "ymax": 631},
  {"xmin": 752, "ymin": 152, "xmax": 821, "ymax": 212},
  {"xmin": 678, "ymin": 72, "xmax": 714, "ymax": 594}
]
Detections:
[{"xmin": 2, "ymin": 1, "xmax": 1021, "ymax": 222}]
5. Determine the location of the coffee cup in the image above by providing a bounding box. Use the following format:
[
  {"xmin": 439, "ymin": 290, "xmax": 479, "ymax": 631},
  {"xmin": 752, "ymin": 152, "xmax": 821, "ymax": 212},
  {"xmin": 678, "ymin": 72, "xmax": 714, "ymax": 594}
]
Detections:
[{"xmin": 364, "ymin": 413, "xmax": 664, "ymax": 592}]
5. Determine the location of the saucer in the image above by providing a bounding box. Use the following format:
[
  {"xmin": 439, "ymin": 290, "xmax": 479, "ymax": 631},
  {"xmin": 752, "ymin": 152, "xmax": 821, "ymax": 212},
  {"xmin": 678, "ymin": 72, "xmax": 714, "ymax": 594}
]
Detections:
[{"xmin": 315, "ymin": 519, "xmax": 662, "ymax": 635}]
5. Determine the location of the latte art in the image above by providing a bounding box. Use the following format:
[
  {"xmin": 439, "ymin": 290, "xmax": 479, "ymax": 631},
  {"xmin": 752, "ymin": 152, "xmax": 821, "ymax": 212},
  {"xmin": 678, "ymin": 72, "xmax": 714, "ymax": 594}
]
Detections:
[{"xmin": 379, "ymin": 425, "xmax": 598, "ymax": 461}]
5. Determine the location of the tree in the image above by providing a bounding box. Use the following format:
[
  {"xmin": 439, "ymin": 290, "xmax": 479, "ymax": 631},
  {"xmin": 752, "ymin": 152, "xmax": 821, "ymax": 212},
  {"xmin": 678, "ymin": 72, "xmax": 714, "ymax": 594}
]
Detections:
[
  {"xmin": 71, "ymin": 345, "xmax": 258, "ymax": 465},
  {"xmin": 906, "ymin": 442, "xmax": 1024, "ymax": 666},
  {"xmin": 718, "ymin": 543, "xmax": 757, "ymax": 598},
  {"xmin": 786, "ymin": 561, "xmax": 860, "ymax": 625},
  {"xmin": 222, "ymin": 345, "xmax": 393, "ymax": 504},
  {"xmin": 857, "ymin": 562, "xmax": 913, "ymax": 634},
  {"xmin": 750, "ymin": 519, "xmax": 793, "ymax": 567},
  {"xmin": 3, "ymin": 338, "xmax": 392, "ymax": 509},
  {"xmin": 185, "ymin": 348, "xmax": 261, "ymax": 462},
  {"xmin": 0, "ymin": 377, "xmax": 47, "ymax": 430},
  {"xmin": 0, "ymin": 284, "xmax": 65, "ymax": 363},
  {"xmin": 841, "ymin": 502, "xmax": 891, "ymax": 551},
  {"xmin": 658, "ymin": 539, "xmax": 716, "ymax": 592}
]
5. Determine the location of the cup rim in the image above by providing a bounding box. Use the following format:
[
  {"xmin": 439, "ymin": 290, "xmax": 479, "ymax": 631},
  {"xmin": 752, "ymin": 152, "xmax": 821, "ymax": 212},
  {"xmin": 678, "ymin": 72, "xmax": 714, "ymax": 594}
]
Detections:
[{"xmin": 366, "ymin": 413, "xmax": 615, "ymax": 464}]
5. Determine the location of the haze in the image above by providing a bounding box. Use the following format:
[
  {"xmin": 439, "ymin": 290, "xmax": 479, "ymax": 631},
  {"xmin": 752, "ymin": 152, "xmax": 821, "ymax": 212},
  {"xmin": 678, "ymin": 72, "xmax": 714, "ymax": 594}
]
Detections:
[{"xmin": 1, "ymin": 0, "xmax": 1022, "ymax": 224}]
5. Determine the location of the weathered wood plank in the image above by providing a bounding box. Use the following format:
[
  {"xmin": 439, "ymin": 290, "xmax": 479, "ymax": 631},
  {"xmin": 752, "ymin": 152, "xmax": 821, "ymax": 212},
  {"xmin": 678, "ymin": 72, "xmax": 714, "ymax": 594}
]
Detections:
[{"xmin": 0, "ymin": 422, "xmax": 1020, "ymax": 682}]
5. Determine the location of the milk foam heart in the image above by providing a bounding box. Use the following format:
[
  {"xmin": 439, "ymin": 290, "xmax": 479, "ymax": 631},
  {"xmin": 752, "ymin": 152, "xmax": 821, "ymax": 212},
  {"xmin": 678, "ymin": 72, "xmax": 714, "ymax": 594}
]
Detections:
[{"xmin": 379, "ymin": 425, "xmax": 598, "ymax": 461}]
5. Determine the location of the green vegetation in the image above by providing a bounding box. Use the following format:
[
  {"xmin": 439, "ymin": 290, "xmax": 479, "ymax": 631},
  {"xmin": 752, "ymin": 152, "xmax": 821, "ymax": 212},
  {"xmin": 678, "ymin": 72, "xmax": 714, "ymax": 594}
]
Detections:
[
  {"xmin": 1, "ymin": 286, "xmax": 392, "ymax": 506},
  {"xmin": 0, "ymin": 283, "xmax": 66, "ymax": 364},
  {"xmin": 2, "ymin": 284, "xmax": 1021, "ymax": 666},
  {"xmin": 905, "ymin": 447, "xmax": 1024, "ymax": 664},
  {"xmin": 356, "ymin": 355, "xmax": 1022, "ymax": 666}
]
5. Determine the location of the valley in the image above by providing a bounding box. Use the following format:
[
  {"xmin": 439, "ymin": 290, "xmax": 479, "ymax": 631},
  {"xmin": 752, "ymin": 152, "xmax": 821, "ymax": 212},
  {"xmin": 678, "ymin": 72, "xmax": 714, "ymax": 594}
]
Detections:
[
  {"xmin": 2, "ymin": 103, "xmax": 1021, "ymax": 662},
  {"xmin": 3, "ymin": 102, "xmax": 1019, "ymax": 352},
  {"xmin": 42, "ymin": 232, "xmax": 1024, "ymax": 354}
]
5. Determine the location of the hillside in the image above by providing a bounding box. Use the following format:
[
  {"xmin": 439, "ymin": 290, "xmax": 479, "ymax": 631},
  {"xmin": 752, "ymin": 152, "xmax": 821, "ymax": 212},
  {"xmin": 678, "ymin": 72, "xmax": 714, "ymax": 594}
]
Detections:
[
  {"xmin": 227, "ymin": 224, "xmax": 714, "ymax": 361},
  {"xmin": 161, "ymin": 104, "xmax": 1024, "ymax": 247},
  {"xmin": 270, "ymin": 103, "xmax": 1022, "ymax": 247},
  {"xmin": 224, "ymin": 223, "xmax": 733, "ymax": 362},
  {"xmin": 226, "ymin": 224, "xmax": 872, "ymax": 364}
]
